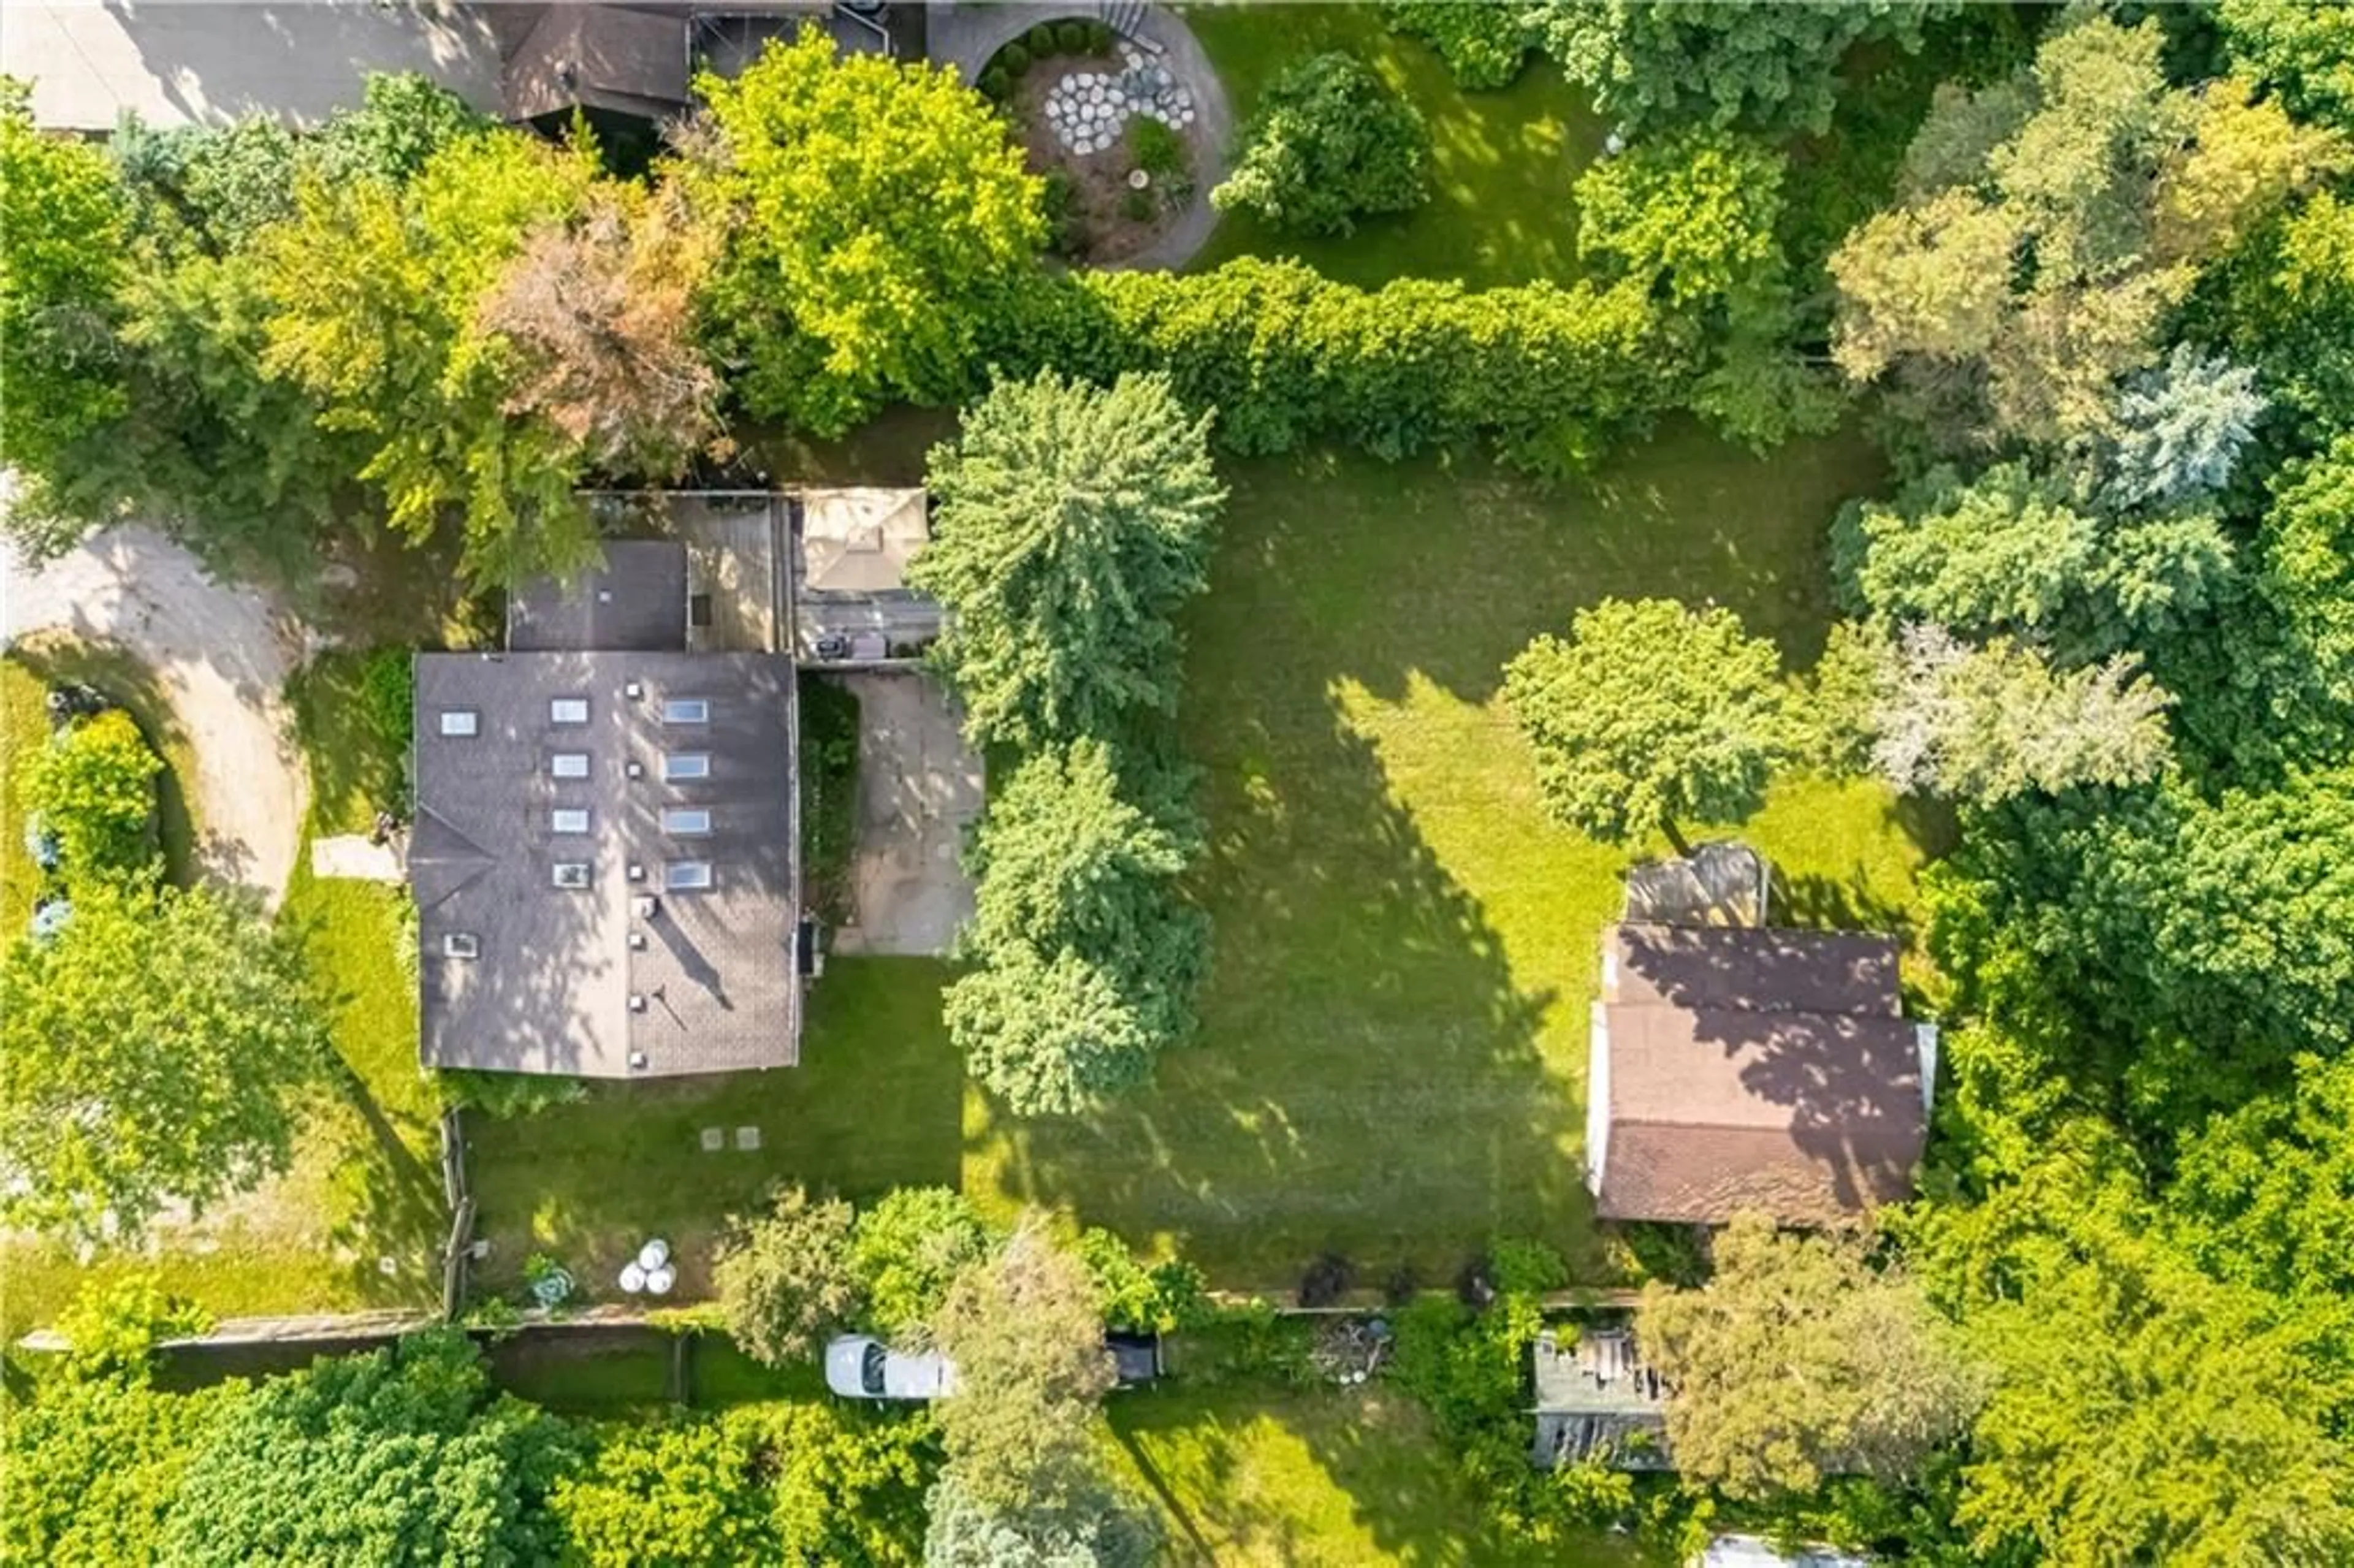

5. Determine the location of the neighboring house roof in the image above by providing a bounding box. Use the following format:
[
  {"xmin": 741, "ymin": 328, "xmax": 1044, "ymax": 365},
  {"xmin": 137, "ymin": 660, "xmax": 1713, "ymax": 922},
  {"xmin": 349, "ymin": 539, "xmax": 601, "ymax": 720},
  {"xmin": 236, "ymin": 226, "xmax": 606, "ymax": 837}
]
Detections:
[
  {"xmin": 1587, "ymin": 924, "xmax": 1931, "ymax": 1227},
  {"xmin": 2, "ymin": 1, "xmax": 502, "ymax": 132},
  {"xmin": 508, "ymin": 540, "xmax": 689, "ymax": 652},
  {"xmin": 413, "ymin": 538, "xmax": 800, "ymax": 1079},
  {"xmin": 503, "ymin": 4, "xmax": 691, "ymax": 123},
  {"xmin": 797, "ymin": 488, "xmax": 931, "ymax": 596}
]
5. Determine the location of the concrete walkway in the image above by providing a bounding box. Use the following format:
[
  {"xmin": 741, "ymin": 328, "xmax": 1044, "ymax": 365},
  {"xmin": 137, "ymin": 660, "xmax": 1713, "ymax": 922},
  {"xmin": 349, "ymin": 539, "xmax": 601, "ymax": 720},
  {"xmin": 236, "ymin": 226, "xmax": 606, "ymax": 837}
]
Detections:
[
  {"xmin": 926, "ymin": 1, "xmax": 1233, "ymax": 273},
  {"xmin": 2, "ymin": 526, "xmax": 311, "ymax": 910},
  {"xmin": 831, "ymin": 672, "xmax": 982, "ymax": 957}
]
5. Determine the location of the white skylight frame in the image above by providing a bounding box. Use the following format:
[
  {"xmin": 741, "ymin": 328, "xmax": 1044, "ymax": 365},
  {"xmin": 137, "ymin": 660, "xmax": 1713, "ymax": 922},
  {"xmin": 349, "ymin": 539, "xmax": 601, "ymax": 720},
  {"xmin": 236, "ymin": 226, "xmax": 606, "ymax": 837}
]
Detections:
[
  {"xmin": 552, "ymin": 861, "xmax": 592, "ymax": 889},
  {"xmin": 549, "ymin": 696, "xmax": 590, "ymax": 725},
  {"xmin": 661, "ymin": 807, "xmax": 712, "ymax": 835},
  {"xmin": 443, "ymin": 931, "xmax": 481, "ymax": 959},
  {"xmin": 665, "ymin": 860, "xmax": 714, "ymax": 890},
  {"xmin": 661, "ymin": 752, "xmax": 710, "ymax": 782},
  {"xmin": 550, "ymin": 752, "xmax": 591, "ymax": 779},
  {"xmin": 550, "ymin": 807, "xmax": 590, "ymax": 834},
  {"xmin": 438, "ymin": 709, "xmax": 479, "ymax": 737},
  {"xmin": 661, "ymin": 697, "xmax": 710, "ymax": 724}
]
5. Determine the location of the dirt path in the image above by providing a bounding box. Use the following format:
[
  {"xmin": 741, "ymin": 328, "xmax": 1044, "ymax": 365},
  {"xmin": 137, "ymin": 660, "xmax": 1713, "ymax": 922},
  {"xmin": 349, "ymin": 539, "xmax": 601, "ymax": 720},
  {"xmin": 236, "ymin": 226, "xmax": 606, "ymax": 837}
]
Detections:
[{"xmin": 2, "ymin": 526, "xmax": 311, "ymax": 908}]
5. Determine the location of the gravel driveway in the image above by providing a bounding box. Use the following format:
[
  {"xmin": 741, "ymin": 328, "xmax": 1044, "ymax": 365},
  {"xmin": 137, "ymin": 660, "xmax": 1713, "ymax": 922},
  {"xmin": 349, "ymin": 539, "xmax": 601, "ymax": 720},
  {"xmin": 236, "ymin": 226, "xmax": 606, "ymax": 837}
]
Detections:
[{"xmin": 2, "ymin": 526, "xmax": 310, "ymax": 908}]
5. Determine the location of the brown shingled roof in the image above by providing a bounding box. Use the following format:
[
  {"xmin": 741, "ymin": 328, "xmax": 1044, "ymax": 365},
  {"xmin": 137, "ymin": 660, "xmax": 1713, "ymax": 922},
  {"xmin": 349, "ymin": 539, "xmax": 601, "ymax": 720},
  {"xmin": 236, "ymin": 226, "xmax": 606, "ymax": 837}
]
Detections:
[{"xmin": 1590, "ymin": 926, "xmax": 1930, "ymax": 1226}]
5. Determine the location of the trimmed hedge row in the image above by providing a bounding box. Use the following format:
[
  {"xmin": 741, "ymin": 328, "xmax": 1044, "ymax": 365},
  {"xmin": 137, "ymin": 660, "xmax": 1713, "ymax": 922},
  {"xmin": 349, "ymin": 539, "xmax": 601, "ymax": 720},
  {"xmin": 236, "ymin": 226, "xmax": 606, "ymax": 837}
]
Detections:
[{"xmin": 980, "ymin": 258, "xmax": 1691, "ymax": 476}]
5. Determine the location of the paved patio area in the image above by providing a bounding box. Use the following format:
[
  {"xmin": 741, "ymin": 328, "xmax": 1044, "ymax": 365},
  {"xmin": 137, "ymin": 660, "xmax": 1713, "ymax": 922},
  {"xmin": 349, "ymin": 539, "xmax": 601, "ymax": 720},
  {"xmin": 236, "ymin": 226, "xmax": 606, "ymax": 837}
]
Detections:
[{"xmin": 831, "ymin": 673, "xmax": 982, "ymax": 957}]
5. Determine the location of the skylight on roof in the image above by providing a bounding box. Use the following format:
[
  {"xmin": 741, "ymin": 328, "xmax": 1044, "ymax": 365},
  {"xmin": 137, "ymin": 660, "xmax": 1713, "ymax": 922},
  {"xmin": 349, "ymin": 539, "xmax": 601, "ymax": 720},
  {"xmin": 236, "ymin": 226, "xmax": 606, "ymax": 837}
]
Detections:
[
  {"xmin": 661, "ymin": 807, "xmax": 712, "ymax": 835},
  {"xmin": 551, "ymin": 807, "xmax": 590, "ymax": 834},
  {"xmin": 662, "ymin": 752, "xmax": 710, "ymax": 781},
  {"xmin": 661, "ymin": 698, "xmax": 710, "ymax": 724},
  {"xmin": 551, "ymin": 752, "xmax": 590, "ymax": 779},
  {"xmin": 443, "ymin": 931, "xmax": 480, "ymax": 959},
  {"xmin": 550, "ymin": 696, "xmax": 589, "ymax": 725},
  {"xmin": 665, "ymin": 860, "xmax": 714, "ymax": 890},
  {"xmin": 438, "ymin": 709, "xmax": 479, "ymax": 737},
  {"xmin": 552, "ymin": 861, "xmax": 591, "ymax": 889}
]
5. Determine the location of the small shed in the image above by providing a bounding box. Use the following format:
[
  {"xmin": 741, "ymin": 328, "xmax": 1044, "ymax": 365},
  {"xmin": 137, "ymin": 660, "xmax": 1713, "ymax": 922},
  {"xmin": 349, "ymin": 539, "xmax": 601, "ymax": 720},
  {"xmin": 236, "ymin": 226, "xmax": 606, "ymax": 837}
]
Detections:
[
  {"xmin": 1623, "ymin": 840, "xmax": 1769, "ymax": 926},
  {"xmin": 1530, "ymin": 1328, "xmax": 1672, "ymax": 1471},
  {"xmin": 503, "ymin": 6, "xmax": 691, "ymax": 124},
  {"xmin": 792, "ymin": 488, "xmax": 942, "ymax": 663}
]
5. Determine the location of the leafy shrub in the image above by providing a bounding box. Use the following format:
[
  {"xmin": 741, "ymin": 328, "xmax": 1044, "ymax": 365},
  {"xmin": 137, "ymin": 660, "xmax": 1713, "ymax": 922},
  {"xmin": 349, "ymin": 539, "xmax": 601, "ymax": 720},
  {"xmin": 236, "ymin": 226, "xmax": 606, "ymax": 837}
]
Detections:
[
  {"xmin": 1212, "ymin": 52, "xmax": 1430, "ymax": 237},
  {"xmin": 436, "ymin": 1069, "xmax": 588, "ymax": 1119},
  {"xmin": 1024, "ymin": 22, "xmax": 1056, "ymax": 55},
  {"xmin": 978, "ymin": 67, "xmax": 1010, "ymax": 102},
  {"xmin": 713, "ymin": 1186, "xmax": 863, "ymax": 1366},
  {"xmin": 1489, "ymin": 1238, "xmax": 1570, "ymax": 1296},
  {"xmin": 55, "ymin": 1275, "xmax": 211, "ymax": 1380},
  {"xmin": 1056, "ymin": 20, "xmax": 1088, "ymax": 55},
  {"xmin": 357, "ymin": 646, "xmax": 413, "ymax": 794},
  {"xmin": 1384, "ymin": 1263, "xmax": 1424, "ymax": 1304},
  {"xmin": 1121, "ymin": 186, "xmax": 1155, "ymax": 223},
  {"xmin": 850, "ymin": 1186, "xmax": 994, "ymax": 1337},
  {"xmin": 983, "ymin": 259, "xmax": 1679, "ymax": 479},
  {"xmin": 1086, "ymin": 21, "xmax": 1115, "ymax": 54},
  {"xmin": 1300, "ymin": 1253, "xmax": 1355, "ymax": 1307},
  {"xmin": 998, "ymin": 42, "xmax": 1032, "ymax": 77},
  {"xmin": 1078, "ymin": 1228, "xmax": 1213, "ymax": 1331},
  {"xmin": 20, "ymin": 710, "xmax": 160, "ymax": 881},
  {"xmin": 1381, "ymin": 1, "xmax": 1537, "ymax": 89},
  {"xmin": 1128, "ymin": 116, "xmax": 1185, "ymax": 180},
  {"xmin": 798, "ymin": 673, "xmax": 860, "ymax": 924},
  {"xmin": 1041, "ymin": 168, "xmax": 1082, "ymax": 258}
]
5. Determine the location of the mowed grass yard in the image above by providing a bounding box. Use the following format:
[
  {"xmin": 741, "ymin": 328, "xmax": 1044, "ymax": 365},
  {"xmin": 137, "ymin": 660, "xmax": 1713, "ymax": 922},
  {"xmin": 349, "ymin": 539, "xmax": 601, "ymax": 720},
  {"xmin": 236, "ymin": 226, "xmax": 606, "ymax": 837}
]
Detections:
[{"xmin": 1184, "ymin": 2, "xmax": 1604, "ymax": 287}]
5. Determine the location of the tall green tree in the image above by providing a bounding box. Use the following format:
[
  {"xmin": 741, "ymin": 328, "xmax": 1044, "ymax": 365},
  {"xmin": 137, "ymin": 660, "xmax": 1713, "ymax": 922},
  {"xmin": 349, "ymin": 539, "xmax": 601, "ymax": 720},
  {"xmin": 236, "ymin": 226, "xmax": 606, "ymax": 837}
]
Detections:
[
  {"xmin": 1502, "ymin": 597, "xmax": 1790, "ymax": 847},
  {"xmin": 850, "ymin": 1186, "xmax": 996, "ymax": 1339},
  {"xmin": 2171, "ymin": 1052, "xmax": 2354, "ymax": 1302},
  {"xmin": 1830, "ymin": 17, "xmax": 2347, "ymax": 452},
  {"xmin": 1636, "ymin": 1212, "xmax": 1986, "ymax": 1501},
  {"xmin": 549, "ymin": 1412, "xmax": 782, "ymax": 1566},
  {"xmin": 1533, "ymin": 1, "xmax": 1943, "ymax": 135},
  {"xmin": 712, "ymin": 1184, "xmax": 863, "ymax": 1366},
  {"xmin": 253, "ymin": 129, "xmax": 612, "ymax": 586},
  {"xmin": 1211, "ymin": 52, "xmax": 1430, "ymax": 237},
  {"xmin": 2218, "ymin": 0, "xmax": 2354, "ymax": 133},
  {"xmin": 0, "ymin": 79, "xmax": 130, "ymax": 539},
  {"xmin": 0, "ymin": 878, "xmax": 327, "ymax": 1244},
  {"xmin": 2260, "ymin": 432, "xmax": 2354, "ymax": 704},
  {"xmin": 160, "ymin": 1331, "xmax": 578, "ymax": 1567},
  {"xmin": 911, "ymin": 370, "xmax": 1225, "ymax": 750},
  {"xmin": 928, "ymin": 1223, "xmax": 1153, "ymax": 1562},
  {"xmin": 691, "ymin": 33, "xmax": 1046, "ymax": 433},
  {"xmin": 1866, "ymin": 625, "xmax": 2174, "ymax": 805},
  {"xmin": 946, "ymin": 740, "xmax": 1207, "ymax": 1115},
  {"xmin": 1573, "ymin": 127, "xmax": 1837, "ymax": 449}
]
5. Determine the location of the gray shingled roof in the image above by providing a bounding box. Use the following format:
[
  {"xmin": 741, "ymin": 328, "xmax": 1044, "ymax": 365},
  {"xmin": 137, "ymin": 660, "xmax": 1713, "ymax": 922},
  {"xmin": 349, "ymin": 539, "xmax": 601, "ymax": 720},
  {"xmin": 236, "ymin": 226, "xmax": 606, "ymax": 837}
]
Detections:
[
  {"xmin": 413, "ymin": 649, "xmax": 799, "ymax": 1078},
  {"xmin": 1588, "ymin": 925, "xmax": 1929, "ymax": 1226},
  {"xmin": 503, "ymin": 5, "xmax": 690, "ymax": 123},
  {"xmin": 507, "ymin": 541, "xmax": 689, "ymax": 653}
]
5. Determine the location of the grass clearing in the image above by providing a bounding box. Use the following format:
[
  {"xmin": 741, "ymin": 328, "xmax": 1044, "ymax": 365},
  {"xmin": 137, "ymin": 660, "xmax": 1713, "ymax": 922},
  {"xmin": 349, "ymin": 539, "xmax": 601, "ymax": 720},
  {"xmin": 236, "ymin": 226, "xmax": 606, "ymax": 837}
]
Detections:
[
  {"xmin": 966, "ymin": 419, "xmax": 1929, "ymax": 1287},
  {"xmin": 1185, "ymin": 2, "xmax": 1604, "ymax": 287},
  {"xmin": 1110, "ymin": 1376, "xmax": 1666, "ymax": 1567},
  {"xmin": 464, "ymin": 958, "xmax": 966, "ymax": 1302}
]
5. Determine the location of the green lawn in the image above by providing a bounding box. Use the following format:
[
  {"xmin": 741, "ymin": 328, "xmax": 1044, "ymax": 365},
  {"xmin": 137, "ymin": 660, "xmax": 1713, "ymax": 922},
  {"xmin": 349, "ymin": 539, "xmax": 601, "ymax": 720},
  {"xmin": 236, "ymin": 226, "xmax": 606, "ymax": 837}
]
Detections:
[
  {"xmin": 1110, "ymin": 1377, "xmax": 1666, "ymax": 1567},
  {"xmin": 465, "ymin": 958, "xmax": 966, "ymax": 1301},
  {"xmin": 966, "ymin": 420, "xmax": 1929, "ymax": 1287},
  {"xmin": 1183, "ymin": 2, "xmax": 1604, "ymax": 287}
]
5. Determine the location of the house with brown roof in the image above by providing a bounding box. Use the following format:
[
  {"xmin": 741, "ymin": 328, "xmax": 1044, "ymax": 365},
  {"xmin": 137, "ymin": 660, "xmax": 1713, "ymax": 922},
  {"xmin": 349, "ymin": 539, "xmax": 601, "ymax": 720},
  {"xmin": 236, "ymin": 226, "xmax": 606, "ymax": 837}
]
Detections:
[{"xmin": 1584, "ymin": 924, "xmax": 1936, "ymax": 1226}]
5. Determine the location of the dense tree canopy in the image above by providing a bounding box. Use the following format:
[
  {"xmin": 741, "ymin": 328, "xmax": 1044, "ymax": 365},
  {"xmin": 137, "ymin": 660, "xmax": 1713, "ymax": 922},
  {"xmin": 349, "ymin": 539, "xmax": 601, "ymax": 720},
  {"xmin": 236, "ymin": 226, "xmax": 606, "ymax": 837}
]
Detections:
[
  {"xmin": 0, "ymin": 878, "xmax": 327, "ymax": 1244},
  {"xmin": 850, "ymin": 1187, "xmax": 997, "ymax": 1340},
  {"xmin": 1830, "ymin": 16, "xmax": 2347, "ymax": 453},
  {"xmin": 1637, "ymin": 1213, "xmax": 1985, "ymax": 1500},
  {"xmin": 160, "ymin": 1332, "xmax": 578, "ymax": 1567},
  {"xmin": 712, "ymin": 1184, "xmax": 863, "ymax": 1366},
  {"xmin": 691, "ymin": 33, "xmax": 1046, "ymax": 433},
  {"xmin": 911, "ymin": 370, "xmax": 1224, "ymax": 750},
  {"xmin": 18, "ymin": 709, "xmax": 162, "ymax": 880},
  {"xmin": 1212, "ymin": 51, "xmax": 1430, "ymax": 237},
  {"xmin": 1503, "ymin": 597, "xmax": 1789, "ymax": 845}
]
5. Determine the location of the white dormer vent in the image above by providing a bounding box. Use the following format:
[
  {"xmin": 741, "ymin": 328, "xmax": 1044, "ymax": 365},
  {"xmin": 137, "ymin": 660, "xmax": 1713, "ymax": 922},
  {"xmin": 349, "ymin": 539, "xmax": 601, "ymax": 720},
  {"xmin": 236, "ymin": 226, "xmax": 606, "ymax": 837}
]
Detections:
[
  {"xmin": 624, "ymin": 680, "xmax": 644, "ymax": 699},
  {"xmin": 628, "ymin": 863, "xmax": 646, "ymax": 883},
  {"xmin": 633, "ymin": 894, "xmax": 660, "ymax": 919},
  {"xmin": 628, "ymin": 932, "xmax": 647, "ymax": 951},
  {"xmin": 628, "ymin": 1051, "xmax": 648, "ymax": 1071},
  {"xmin": 628, "ymin": 993, "xmax": 647, "ymax": 1013},
  {"xmin": 626, "ymin": 761, "xmax": 644, "ymax": 780}
]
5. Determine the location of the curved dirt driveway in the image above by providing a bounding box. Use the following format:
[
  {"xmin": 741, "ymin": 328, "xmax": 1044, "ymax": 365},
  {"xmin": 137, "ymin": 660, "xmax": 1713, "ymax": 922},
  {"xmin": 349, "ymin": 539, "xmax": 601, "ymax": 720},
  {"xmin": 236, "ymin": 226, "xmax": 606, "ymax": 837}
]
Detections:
[{"xmin": 2, "ymin": 526, "xmax": 310, "ymax": 908}]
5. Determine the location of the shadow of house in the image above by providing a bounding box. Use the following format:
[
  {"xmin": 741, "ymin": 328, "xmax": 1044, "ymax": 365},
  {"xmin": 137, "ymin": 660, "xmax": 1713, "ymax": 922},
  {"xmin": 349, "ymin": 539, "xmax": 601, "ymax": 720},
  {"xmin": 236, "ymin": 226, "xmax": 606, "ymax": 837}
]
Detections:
[
  {"xmin": 1585, "ymin": 924, "xmax": 1935, "ymax": 1227},
  {"xmin": 410, "ymin": 539, "xmax": 804, "ymax": 1081}
]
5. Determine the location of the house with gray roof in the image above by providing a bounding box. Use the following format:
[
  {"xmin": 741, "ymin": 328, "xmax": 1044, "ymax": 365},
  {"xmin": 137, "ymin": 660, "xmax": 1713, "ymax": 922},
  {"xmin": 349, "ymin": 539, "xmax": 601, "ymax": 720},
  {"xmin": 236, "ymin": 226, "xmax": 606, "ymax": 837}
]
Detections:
[
  {"xmin": 1585, "ymin": 924, "xmax": 1936, "ymax": 1226},
  {"xmin": 411, "ymin": 539, "xmax": 801, "ymax": 1079}
]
